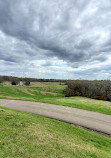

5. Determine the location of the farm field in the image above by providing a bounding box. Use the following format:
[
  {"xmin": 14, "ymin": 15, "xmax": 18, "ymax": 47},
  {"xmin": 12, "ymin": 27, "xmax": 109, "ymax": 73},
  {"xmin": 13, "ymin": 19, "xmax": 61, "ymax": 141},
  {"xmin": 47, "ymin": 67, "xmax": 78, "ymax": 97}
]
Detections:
[
  {"xmin": 0, "ymin": 82, "xmax": 111, "ymax": 115},
  {"xmin": 0, "ymin": 107, "xmax": 111, "ymax": 158}
]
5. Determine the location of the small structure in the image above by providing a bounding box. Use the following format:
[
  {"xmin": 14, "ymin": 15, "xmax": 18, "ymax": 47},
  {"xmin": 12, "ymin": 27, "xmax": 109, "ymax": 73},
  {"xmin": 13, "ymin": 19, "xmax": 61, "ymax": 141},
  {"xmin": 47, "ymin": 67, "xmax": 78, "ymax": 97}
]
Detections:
[{"xmin": 18, "ymin": 81, "xmax": 24, "ymax": 86}]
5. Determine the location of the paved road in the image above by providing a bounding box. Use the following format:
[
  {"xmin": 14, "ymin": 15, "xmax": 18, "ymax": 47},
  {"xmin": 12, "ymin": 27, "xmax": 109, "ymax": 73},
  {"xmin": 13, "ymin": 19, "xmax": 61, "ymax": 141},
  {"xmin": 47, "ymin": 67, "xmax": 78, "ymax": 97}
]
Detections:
[{"xmin": 0, "ymin": 99, "xmax": 111, "ymax": 136}]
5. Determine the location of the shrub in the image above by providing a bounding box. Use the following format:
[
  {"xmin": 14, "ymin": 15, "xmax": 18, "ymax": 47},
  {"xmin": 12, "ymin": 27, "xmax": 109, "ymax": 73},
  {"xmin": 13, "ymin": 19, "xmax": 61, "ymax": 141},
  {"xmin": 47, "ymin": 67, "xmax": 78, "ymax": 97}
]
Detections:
[
  {"xmin": 11, "ymin": 81, "xmax": 17, "ymax": 85},
  {"xmin": 0, "ymin": 79, "xmax": 3, "ymax": 84},
  {"xmin": 25, "ymin": 80, "xmax": 30, "ymax": 86},
  {"xmin": 63, "ymin": 80, "xmax": 111, "ymax": 101}
]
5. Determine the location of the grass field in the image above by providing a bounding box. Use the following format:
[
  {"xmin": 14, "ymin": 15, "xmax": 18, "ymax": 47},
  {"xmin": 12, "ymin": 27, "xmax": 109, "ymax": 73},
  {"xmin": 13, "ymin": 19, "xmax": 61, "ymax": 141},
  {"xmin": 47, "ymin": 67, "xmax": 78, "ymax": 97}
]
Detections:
[
  {"xmin": 0, "ymin": 107, "xmax": 111, "ymax": 158},
  {"xmin": 0, "ymin": 82, "xmax": 111, "ymax": 115}
]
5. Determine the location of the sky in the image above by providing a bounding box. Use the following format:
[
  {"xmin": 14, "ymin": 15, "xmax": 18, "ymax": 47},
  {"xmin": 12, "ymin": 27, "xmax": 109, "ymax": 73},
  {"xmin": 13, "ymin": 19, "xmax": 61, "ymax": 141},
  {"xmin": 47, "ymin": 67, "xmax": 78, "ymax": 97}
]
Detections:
[{"xmin": 0, "ymin": 0, "xmax": 111, "ymax": 80}]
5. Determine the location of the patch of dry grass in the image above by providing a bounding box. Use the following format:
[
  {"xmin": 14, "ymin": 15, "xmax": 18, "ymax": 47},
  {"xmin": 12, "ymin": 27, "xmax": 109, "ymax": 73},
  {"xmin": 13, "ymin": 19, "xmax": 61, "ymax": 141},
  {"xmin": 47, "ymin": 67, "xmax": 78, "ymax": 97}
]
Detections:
[
  {"xmin": 30, "ymin": 82, "xmax": 61, "ymax": 87},
  {"xmin": 40, "ymin": 91, "xmax": 57, "ymax": 96},
  {"xmin": 20, "ymin": 88, "xmax": 35, "ymax": 96}
]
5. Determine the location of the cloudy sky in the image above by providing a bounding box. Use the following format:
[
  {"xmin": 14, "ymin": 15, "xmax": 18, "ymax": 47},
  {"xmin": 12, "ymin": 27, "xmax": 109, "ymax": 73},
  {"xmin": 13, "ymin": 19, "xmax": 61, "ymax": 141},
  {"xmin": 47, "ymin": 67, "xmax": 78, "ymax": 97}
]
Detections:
[{"xmin": 0, "ymin": 0, "xmax": 111, "ymax": 79}]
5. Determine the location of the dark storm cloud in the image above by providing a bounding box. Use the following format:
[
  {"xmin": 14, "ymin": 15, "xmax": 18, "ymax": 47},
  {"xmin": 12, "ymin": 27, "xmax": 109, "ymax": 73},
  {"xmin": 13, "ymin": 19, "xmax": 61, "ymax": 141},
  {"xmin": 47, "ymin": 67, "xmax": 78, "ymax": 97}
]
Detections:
[
  {"xmin": 0, "ymin": 56, "xmax": 17, "ymax": 63},
  {"xmin": 0, "ymin": 0, "xmax": 111, "ymax": 79}
]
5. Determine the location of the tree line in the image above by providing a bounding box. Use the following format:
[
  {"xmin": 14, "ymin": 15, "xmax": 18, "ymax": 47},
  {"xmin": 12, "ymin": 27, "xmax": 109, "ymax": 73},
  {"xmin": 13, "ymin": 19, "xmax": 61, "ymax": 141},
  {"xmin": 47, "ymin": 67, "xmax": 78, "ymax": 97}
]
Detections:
[{"xmin": 0, "ymin": 75, "xmax": 67, "ymax": 83}]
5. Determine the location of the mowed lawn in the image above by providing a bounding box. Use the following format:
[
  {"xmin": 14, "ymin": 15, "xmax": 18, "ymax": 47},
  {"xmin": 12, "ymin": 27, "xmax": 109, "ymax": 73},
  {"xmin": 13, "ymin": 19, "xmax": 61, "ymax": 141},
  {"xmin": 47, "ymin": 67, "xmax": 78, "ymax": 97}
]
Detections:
[
  {"xmin": 0, "ymin": 107, "xmax": 111, "ymax": 158},
  {"xmin": 0, "ymin": 82, "xmax": 111, "ymax": 115}
]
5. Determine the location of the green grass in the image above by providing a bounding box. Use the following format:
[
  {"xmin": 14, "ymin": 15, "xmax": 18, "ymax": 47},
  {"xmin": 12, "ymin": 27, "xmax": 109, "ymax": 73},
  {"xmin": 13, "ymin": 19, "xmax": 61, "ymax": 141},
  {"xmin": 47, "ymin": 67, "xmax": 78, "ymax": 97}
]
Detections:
[
  {"xmin": 0, "ymin": 82, "xmax": 111, "ymax": 115},
  {"xmin": 0, "ymin": 107, "xmax": 111, "ymax": 158}
]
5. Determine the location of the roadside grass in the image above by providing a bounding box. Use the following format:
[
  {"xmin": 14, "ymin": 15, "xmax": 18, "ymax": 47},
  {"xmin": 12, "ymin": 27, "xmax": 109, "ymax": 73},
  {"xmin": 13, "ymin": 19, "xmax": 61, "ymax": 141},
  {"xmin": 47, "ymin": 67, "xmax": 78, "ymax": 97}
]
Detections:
[
  {"xmin": 0, "ymin": 107, "xmax": 111, "ymax": 158},
  {"xmin": 0, "ymin": 82, "xmax": 111, "ymax": 115}
]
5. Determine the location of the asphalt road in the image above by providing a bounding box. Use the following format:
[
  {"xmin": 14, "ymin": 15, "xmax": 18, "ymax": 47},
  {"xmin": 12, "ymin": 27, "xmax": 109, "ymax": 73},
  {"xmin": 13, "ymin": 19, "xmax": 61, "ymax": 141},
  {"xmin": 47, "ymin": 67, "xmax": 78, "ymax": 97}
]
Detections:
[{"xmin": 0, "ymin": 99, "xmax": 111, "ymax": 136}]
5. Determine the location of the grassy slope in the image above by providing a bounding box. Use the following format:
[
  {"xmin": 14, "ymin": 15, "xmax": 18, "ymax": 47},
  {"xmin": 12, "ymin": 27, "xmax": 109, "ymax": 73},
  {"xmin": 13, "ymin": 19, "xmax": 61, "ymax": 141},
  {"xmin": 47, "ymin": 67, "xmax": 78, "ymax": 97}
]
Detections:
[
  {"xmin": 0, "ymin": 107, "xmax": 111, "ymax": 158},
  {"xmin": 0, "ymin": 82, "xmax": 111, "ymax": 115}
]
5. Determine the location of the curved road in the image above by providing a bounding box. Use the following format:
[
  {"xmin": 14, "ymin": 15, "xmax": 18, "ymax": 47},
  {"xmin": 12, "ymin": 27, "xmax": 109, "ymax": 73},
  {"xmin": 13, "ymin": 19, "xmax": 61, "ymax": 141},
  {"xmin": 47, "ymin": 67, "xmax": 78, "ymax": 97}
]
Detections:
[{"xmin": 0, "ymin": 99, "xmax": 111, "ymax": 136}]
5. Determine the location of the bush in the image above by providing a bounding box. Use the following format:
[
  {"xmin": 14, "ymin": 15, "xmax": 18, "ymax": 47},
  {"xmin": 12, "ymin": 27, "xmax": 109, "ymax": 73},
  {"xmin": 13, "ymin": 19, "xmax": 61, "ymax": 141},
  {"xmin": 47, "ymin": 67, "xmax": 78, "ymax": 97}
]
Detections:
[
  {"xmin": 25, "ymin": 80, "xmax": 30, "ymax": 86},
  {"xmin": 11, "ymin": 81, "xmax": 17, "ymax": 85},
  {"xmin": 0, "ymin": 79, "xmax": 3, "ymax": 84},
  {"xmin": 63, "ymin": 80, "xmax": 111, "ymax": 101}
]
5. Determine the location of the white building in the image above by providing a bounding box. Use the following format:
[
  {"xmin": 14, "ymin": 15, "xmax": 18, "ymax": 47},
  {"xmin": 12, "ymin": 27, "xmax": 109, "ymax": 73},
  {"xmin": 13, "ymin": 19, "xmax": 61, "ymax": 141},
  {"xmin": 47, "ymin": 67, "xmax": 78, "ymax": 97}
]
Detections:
[{"xmin": 18, "ymin": 81, "xmax": 24, "ymax": 86}]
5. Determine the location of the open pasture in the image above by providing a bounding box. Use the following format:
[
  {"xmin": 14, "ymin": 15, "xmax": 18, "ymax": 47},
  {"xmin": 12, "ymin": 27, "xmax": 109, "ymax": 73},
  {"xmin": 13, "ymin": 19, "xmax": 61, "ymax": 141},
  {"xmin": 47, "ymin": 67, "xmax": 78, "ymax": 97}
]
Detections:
[{"xmin": 0, "ymin": 82, "xmax": 111, "ymax": 115}]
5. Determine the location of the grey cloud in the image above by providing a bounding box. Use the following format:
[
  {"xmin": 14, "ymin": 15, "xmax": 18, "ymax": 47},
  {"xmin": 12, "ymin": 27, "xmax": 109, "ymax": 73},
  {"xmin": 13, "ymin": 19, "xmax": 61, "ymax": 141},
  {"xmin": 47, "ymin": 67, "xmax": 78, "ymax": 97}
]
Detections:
[
  {"xmin": 42, "ymin": 62, "xmax": 52, "ymax": 67},
  {"xmin": 0, "ymin": 0, "xmax": 111, "ymax": 79}
]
